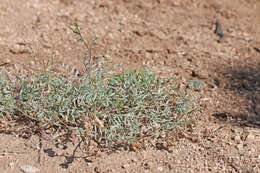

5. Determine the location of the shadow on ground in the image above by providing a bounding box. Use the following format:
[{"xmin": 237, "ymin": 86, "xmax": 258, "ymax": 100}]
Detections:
[{"xmin": 220, "ymin": 62, "xmax": 260, "ymax": 128}]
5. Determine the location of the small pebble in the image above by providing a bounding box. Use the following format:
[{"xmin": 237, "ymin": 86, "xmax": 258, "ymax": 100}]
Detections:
[
  {"xmin": 246, "ymin": 133, "xmax": 255, "ymax": 142},
  {"xmin": 236, "ymin": 144, "xmax": 243, "ymax": 153},
  {"xmin": 9, "ymin": 162, "xmax": 14, "ymax": 168},
  {"xmin": 20, "ymin": 165, "xmax": 40, "ymax": 173},
  {"xmin": 233, "ymin": 135, "xmax": 241, "ymax": 143},
  {"xmin": 157, "ymin": 166, "xmax": 164, "ymax": 172},
  {"xmin": 122, "ymin": 164, "xmax": 130, "ymax": 169},
  {"xmin": 186, "ymin": 80, "xmax": 205, "ymax": 91}
]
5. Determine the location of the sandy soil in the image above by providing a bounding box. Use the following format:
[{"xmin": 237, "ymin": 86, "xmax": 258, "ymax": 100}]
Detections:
[{"xmin": 0, "ymin": 0, "xmax": 260, "ymax": 172}]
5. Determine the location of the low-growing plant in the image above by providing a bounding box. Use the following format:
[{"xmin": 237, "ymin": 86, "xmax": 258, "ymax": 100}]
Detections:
[
  {"xmin": 0, "ymin": 23, "xmax": 198, "ymax": 149},
  {"xmin": 0, "ymin": 68, "xmax": 196, "ymax": 146}
]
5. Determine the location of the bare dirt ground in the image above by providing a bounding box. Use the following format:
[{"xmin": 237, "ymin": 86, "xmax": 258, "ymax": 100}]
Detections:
[{"xmin": 0, "ymin": 0, "xmax": 260, "ymax": 172}]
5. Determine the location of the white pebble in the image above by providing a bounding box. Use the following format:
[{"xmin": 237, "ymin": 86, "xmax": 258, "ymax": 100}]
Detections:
[{"xmin": 20, "ymin": 165, "xmax": 40, "ymax": 173}]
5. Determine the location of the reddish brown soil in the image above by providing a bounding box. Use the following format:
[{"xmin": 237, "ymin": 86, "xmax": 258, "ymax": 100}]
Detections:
[{"xmin": 0, "ymin": 0, "xmax": 260, "ymax": 172}]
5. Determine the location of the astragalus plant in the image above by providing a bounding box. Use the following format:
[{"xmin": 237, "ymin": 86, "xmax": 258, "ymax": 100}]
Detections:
[{"xmin": 0, "ymin": 67, "xmax": 196, "ymax": 147}]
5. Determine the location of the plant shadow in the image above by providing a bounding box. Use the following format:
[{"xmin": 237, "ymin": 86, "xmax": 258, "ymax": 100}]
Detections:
[
  {"xmin": 43, "ymin": 139, "xmax": 93, "ymax": 169},
  {"xmin": 216, "ymin": 62, "xmax": 260, "ymax": 128}
]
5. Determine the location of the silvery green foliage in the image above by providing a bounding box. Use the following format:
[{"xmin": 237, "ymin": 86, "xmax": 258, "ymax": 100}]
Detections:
[{"xmin": 0, "ymin": 68, "xmax": 195, "ymax": 146}]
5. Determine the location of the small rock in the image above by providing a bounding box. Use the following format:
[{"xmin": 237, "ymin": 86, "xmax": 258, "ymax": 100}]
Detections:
[
  {"xmin": 86, "ymin": 162, "xmax": 92, "ymax": 167},
  {"xmin": 236, "ymin": 144, "xmax": 244, "ymax": 153},
  {"xmin": 157, "ymin": 166, "xmax": 164, "ymax": 172},
  {"xmin": 186, "ymin": 80, "xmax": 205, "ymax": 91},
  {"xmin": 246, "ymin": 133, "xmax": 255, "ymax": 142},
  {"xmin": 233, "ymin": 135, "xmax": 241, "ymax": 143},
  {"xmin": 172, "ymin": 1, "xmax": 180, "ymax": 6},
  {"xmin": 20, "ymin": 165, "xmax": 40, "ymax": 173},
  {"xmin": 9, "ymin": 162, "xmax": 14, "ymax": 168},
  {"xmin": 9, "ymin": 43, "xmax": 30, "ymax": 54},
  {"xmin": 122, "ymin": 164, "xmax": 130, "ymax": 169}
]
